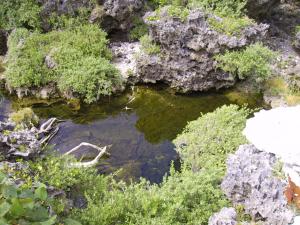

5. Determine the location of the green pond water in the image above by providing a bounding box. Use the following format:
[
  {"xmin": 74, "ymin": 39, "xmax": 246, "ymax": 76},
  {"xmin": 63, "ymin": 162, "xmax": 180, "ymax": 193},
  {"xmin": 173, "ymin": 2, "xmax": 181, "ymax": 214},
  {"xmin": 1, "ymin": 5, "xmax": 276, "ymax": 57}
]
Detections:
[{"xmin": 0, "ymin": 85, "xmax": 265, "ymax": 183}]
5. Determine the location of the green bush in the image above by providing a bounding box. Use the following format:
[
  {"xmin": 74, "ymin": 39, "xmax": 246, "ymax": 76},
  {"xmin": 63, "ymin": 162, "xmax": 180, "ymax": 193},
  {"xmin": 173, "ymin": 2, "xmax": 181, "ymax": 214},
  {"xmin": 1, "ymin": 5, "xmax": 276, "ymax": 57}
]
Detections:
[
  {"xmin": 0, "ymin": 172, "xmax": 56, "ymax": 224},
  {"xmin": 187, "ymin": 0, "xmax": 247, "ymax": 17},
  {"xmin": 5, "ymin": 25, "xmax": 122, "ymax": 103},
  {"xmin": 13, "ymin": 154, "xmax": 96, "ymax": 191},
  {"xmin": 208, "ymin": 16, "xmax": 254, "ymax": 36},
  {"xmin": 215, "ymin": 43, "xmax": 277, "ymax": 81},
  {"xmin": 9, "ymin": 108, "xmax": 39, "ymax": 128},
  {"xmin": 129, "ymin": 17, "xmax": 149, "ymax": 40},
  {"xmin": 174, "ymin": 105, "xmax": 250, "ymax": 171},
  {"xmin": 48, "ymin": 7, "xmax": 92, "ymax": 30},
  {"xmin": 75, "ymin": 166, "xmax": 228, "ymax": 225},
  {"xmin": 0, "ymin": 0, "xmax": 42, "ymax": 30},
  {"xmin": 140, "ymin": 35, "xmax": 161, "ymax": 55}
]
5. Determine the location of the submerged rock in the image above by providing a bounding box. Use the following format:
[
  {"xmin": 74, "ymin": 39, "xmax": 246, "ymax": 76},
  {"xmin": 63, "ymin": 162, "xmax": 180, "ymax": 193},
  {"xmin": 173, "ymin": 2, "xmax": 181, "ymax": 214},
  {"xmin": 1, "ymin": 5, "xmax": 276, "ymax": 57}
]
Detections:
[
  {"xmin": 133, "ymin": 7, "xmax": 268, "ymax": 92},
  {"xmin": 221, "ymin": 144, "xmax": 294, "ymax": 225}
]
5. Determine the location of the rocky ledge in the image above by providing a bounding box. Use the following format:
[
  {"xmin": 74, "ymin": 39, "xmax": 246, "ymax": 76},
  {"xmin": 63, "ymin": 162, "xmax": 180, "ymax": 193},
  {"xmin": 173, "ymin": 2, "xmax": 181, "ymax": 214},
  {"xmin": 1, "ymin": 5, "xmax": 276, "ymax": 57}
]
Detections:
[
  {"xmin": 131, "ymin": 7, "xmax": 269, "ymax": 92},
  {"xmin": 211, "ymin": 106, "xmax": 300, "ymax": 225}
]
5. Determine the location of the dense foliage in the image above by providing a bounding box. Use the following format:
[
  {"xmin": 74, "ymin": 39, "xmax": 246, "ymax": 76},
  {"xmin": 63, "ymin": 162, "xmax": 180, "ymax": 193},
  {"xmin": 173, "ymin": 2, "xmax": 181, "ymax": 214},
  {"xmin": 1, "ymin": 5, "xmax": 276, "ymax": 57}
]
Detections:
[
  {"xmin": 5, "ymin": 25, "xmax": 122, "ymax": 103},
  {"xmin": 75, "ymin": 167, "xmax": 228, "ymax": 225},
  {"xmin": 0, "ymin": 0, "xmax": 42, "ymax": 30},
  {"xmin": 174, "ymin": 105, "xmax": 250, "ymax": 171},
  {"xmin": 2, "ymin": 105, "xmax": 250, "ymax": 224},
  {"xmin": 215, "ymin": 43, "xmax": 277, "ymax": 82},
  {"xmin": 0, "ymin": 172, "xmax": 56, "ymax": 224}
]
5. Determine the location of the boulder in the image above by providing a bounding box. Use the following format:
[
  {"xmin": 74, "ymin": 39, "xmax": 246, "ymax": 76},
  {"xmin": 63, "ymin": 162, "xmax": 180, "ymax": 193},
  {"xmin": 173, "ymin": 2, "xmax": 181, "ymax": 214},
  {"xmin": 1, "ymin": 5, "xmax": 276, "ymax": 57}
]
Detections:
[
  {"xmin": 39, "ymin": 0, "xmax": 144, "ymax": 32},
  {"xmin": 221, "ymin": 144, "xmax": 294, "ymax": 225},
  {"xmin": 133, "ymin": 7, "xmax": 269, "ymax": 92}
]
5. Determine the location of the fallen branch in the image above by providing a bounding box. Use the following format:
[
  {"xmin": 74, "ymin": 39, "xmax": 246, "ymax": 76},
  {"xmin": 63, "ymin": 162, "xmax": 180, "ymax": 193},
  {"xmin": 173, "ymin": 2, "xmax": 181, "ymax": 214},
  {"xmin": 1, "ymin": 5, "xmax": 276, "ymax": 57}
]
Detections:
[
  {"xmin": 39, "ymin": 118, "xmax": 58, "ymax": 134},
  {"xmin": 64, "ymin": 142, "xmax": 110, "ymax": 168}
]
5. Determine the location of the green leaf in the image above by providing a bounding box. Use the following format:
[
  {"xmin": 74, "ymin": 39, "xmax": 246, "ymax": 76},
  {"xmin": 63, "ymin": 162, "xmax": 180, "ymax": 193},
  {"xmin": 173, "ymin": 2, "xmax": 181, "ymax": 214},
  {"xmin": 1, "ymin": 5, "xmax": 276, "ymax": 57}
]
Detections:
[
  {"xmin": 2, "ymin": 184, "xmax": 17, "ymax": 198},
  {"xmin": 0, "ymin": 202, "xmax": 11, "ymax": 217},
  {"xmin": 34, "ymin": 184, "xmax": 47, "ymax": 201},
  {"xmin": 64, "ymin": 218, "xmax": 82, "ymax": 225},
  {"xmin": 19, "ymin": 189, "xmax": 34, "ymax": 199},
  {"xmin": 0, "ymin": 217, "xmax": 8, "ymax": 225},
  {"xmin": 19, "ymin": 198, "xmax": 34, "ymax": 210},
  {"xmin": 26, "ymin": 206, "xmax": 49, "ymax": 222},
  {"xmin": 40, "ymin": 216, "xmax": 57, "ymax": 225},
  {"xmin": 10, "ymin": 198, "xmax": 25, "ymax": 218}
]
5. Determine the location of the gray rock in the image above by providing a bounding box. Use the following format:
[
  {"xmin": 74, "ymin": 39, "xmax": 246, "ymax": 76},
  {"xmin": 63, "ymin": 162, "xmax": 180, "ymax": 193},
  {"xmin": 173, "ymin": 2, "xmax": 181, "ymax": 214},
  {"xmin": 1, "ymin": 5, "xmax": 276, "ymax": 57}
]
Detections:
[
  {"xmin": 208, "ymin": 207, "xmax": 238, "ymax": 225},
  {"xmin": 133, "ymin": 8, "xmax": 268, "ymax": 92},
  {"xmin": 221, "ymin": 144, "xmax": 294, "ymax": 225},
  {"xmin": 38, "ymin": 0, "xmax": 95, "ymax": 31}
]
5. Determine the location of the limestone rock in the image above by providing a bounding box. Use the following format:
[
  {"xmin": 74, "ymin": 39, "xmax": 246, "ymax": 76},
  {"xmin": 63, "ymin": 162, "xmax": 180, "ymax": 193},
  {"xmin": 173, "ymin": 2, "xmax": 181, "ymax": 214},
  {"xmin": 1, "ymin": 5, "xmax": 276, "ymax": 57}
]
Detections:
[
  {"xmin": 111, "ymin": 42, "xmax": 140, "ymax": 79},
  {"xmin": 221, "ymin": 144, "xmax": 294, "ymax": 225},
  {"xmin": 134, "ymin": 8, "xmax": 268, "ymax": 92},
  {"xmin": 208, "ymin": 207, "xmax": 237, "ymax": 225},
  {"xmin": 243, "ymin": 106, "xmax": 300, "ymax": 186},
  {"xmin": 88, "ymin": 0, "xmax": 145, "ymax": 34}
]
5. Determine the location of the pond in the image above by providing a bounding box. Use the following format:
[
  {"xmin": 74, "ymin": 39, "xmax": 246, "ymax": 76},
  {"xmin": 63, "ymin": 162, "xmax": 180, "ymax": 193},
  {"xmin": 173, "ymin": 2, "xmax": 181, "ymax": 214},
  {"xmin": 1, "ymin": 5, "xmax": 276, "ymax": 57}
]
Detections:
[{"xmin": 0, "ymin": 85, "xmax": 265, "ymax": 183}]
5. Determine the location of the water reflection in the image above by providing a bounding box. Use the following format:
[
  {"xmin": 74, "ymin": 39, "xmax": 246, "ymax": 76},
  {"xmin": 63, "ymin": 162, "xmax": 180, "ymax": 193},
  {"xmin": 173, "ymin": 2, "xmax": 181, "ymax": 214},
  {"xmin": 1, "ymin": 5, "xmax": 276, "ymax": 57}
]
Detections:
[{"xmin": 0, "ymin": 85, "xmax": 264, "ymax": 182}]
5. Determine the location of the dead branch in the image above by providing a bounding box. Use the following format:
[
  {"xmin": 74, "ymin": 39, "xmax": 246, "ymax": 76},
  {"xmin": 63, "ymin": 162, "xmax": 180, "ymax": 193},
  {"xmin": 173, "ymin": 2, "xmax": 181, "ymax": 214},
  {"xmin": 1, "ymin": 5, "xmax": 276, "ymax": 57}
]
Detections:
[{"xmin": 64, "ymin": 142, "xmax": 110, "ymax": 168}]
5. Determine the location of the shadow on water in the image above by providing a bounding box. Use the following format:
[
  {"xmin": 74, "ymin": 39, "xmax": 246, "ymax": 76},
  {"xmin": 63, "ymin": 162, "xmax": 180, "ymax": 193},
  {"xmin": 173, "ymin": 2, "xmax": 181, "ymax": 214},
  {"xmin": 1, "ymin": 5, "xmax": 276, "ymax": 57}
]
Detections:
[{"xmin": 0, "ymin": 84, "xmax": 265, "ymax": 183}]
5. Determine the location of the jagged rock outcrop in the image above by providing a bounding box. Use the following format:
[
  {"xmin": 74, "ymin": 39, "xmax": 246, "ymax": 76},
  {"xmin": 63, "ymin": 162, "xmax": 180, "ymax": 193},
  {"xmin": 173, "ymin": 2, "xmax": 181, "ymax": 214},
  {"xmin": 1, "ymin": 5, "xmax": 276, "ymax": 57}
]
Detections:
[
  {"xmin": 111, "ymin": 42, "xmax": 140, "ymax": 79},
  {"xmin": 208, "ymin": 208, "xmax": 238, "ymax": 225},
  {"xmin": 38, "ymin": 0, "xmax": 95, "ymax": 31},
  {"xmin": 95, "ymin": 0, "xmax": 145, "ymax": 32},
  {"xmin": 39, "ymin": 0, "xmax": 144, "ymax": 33},
  {"xmin": 133, "ymin": 7, "xmax": 269, "ymax": 92},
  {"xmin": 221, "ymin": 144, "xmax": 294, "ymax": 225}
]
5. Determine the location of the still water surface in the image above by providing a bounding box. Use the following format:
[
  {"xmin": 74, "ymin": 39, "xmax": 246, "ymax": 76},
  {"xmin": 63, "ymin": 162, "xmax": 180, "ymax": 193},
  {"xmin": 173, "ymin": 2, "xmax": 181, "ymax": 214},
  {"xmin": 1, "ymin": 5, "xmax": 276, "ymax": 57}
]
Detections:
[{"xmin": 0, "ymin": 85, "xmax": 264, "ymax": 183}]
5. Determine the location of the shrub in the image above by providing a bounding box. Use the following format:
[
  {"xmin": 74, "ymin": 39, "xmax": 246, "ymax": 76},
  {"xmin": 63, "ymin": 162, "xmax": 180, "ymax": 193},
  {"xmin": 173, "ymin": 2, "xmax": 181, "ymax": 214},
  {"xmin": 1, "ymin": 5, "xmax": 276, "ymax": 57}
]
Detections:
[
  {"xmin": 140, "ymin": 35, "xmax": 161, "ymax": 55},
  {"xmin": 208, "ymin": 16, "xmax": 254, "ymax": 36},
  {"xmin": 13, "ymin": 154, "xmax": 96, "ymax": 191},
  {"xmin": 0, "ymin": 0, "xmax": 42, "ymax": 30},
  {"xmin": 9, "ymin": 108, "xmax": 39, "ymax": 127},
  {"xmin": 48, "ymin": 7, "xmax": 92, "ymax": 30},
  {"xmin": 5, "ymin": 25, "xmax": 122, "ymax": 103},
  {"xmin": 0, "ymin": 172, "xmax": 56, "ymax": 224},
  {"xmin": 129, "ymin": 17, "xmax": 149, "ymax": 40},
  {"xmin": 215, "ymin": 43, "xmax": 277, "ymax": 81},
  {"xmin": 174, "ymin": 105, "xmax": 250, "ymax": 171},
  {"xmin": 187, "ymin": 0, "xmax": 247, "ymax": 17},
  {"xmin": 74, "ymin": 166, "xmax": 228, "ymax": 225}
]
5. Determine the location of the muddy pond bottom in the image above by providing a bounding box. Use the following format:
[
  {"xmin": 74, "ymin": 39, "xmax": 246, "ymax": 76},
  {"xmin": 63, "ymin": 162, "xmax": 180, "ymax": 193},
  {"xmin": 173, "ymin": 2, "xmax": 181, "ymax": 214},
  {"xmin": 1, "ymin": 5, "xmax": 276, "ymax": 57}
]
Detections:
[{"xmin": 0, "ymin": 85, "xmax": 265, "ymax": 183}]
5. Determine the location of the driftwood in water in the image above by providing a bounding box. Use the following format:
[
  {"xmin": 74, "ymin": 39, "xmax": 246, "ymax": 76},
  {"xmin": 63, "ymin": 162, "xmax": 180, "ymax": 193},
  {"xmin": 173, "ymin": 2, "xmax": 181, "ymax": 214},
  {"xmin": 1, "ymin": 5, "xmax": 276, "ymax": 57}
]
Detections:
[{"xmin": 64, "ymin": 142, "xmax": 110, "ymax": 168}]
